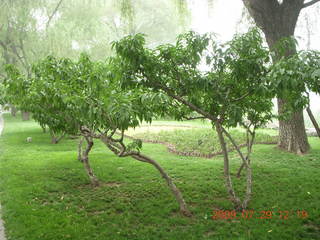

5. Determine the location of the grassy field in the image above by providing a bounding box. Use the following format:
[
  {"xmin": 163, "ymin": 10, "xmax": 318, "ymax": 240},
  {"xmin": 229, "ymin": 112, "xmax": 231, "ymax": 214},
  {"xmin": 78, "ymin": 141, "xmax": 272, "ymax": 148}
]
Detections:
[{"xmin": 0, "ymin": 113, "xmax": 319, "ymax": 240}]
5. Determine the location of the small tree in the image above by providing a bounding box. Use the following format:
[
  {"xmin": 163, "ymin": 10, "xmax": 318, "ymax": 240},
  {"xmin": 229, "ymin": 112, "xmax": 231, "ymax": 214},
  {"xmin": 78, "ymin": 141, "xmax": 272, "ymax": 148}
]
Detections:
[
  {"xmin": 112, "ymin": 29, "xmax": 274, "ymax": 210},
  {"xmin": 3, "ymin": 53, "xmax": 191, "ymax": 216}
]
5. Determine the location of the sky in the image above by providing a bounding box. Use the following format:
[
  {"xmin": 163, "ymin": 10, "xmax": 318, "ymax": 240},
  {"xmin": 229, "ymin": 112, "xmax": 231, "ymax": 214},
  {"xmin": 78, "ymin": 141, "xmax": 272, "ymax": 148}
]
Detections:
[{"xmin": 187, "ymin": 0, "xmax": 320, "ymax": 113}]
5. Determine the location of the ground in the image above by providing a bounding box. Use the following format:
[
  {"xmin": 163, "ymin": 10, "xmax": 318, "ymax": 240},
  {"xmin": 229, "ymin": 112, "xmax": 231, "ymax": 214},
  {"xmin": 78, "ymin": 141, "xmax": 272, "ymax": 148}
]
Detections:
[{"xmin": 0, "ymin": 114, "xmax": 319, "ymax": 240}]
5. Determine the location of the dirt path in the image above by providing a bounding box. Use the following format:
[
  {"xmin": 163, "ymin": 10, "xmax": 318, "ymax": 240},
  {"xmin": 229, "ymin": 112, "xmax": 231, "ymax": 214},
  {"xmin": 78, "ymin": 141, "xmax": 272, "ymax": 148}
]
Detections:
[{"xmin": 0, "ymin": 113, "xmax": 6, "ymax": 240}]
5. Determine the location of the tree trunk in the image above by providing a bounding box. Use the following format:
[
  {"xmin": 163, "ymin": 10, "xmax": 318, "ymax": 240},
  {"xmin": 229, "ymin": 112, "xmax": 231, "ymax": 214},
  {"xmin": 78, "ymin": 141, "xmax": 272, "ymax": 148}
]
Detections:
[
  {"xmin": 78, "ymin": 137, "xmax": 84, "ymax": 161},
  {"xmin": 215, "ymin": 121, "xmax": 241, "ymax": 210},
  {"xmin": 306, "ymin": 107, "xmax": 320, "ymax": 138},
  {"xmin": 277, "ymin": 98, "xmax": 309, "ymax": 154},
  {"xmin": 100, "ymin": 136, "xmax": 191, "ymax": 216},
  {"xmin": 49, "ymin": 130, "xmax": 65, "ymax": 144},
  {"xmin": 21, "ymin": 111, "xmax": 30, "ymax": 121},
  {"xmin": 132, "ymin": 153, "xmax": 191, "ymax": 217},
  {"xmin": 10, "ymin": 105, "xmax": 17, "ymax": 117},
  {"xmin": 82, "ymin": 137, "xmax": 99, "ymax": 186},
  {"xmin": 243, "ymin": 0, "xmax": 310, "ymax": 154}
]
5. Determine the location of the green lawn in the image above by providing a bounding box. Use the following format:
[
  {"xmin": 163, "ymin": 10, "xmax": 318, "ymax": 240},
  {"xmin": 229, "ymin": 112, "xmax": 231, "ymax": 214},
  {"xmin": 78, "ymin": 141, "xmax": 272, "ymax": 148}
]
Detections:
[{"xmin": 0, "ymin": 113, "xmax": 319, "ymax": 240}]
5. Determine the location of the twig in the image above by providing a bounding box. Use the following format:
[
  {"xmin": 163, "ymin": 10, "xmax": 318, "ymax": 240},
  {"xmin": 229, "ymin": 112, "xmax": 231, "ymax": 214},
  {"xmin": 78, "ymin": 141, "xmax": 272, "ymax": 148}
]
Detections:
[{"xmin": 183, "ymin": 116, "xmax": 206, "ymax": 120}]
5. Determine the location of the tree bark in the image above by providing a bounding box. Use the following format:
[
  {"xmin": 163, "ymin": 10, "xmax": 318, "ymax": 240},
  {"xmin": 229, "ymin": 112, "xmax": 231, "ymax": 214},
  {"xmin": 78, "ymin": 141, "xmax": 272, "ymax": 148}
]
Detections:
[
  {"xmin": 82, "ymin": 137, "xmax": 99, "ymax": 186},
  {"xmin": 243, "ymin": 0, "xmax": 310, "ymax": 154},
  {"xmin": 49, "ymin": 130, "xmax": 65, "ymax": 144},
  {"xmin": 278, "ymin": 99, "xmax": 310, "ymax": 154},
  {"xmin": 306, "ymin": 107, "xmax": 320, "ymax": 138},
  {"xmin": 21, "ymin": 111, "xmax": 30, "ymax": 121},
  {"xmin": 215, "ymin": 121, "xmax": 241, "ymax": 209},
  {"xmin": 78, "ymin": 137, "xmax": 84, "ymax": 161},
  {"xmin": 10, "ymin": 105, "xmax": 17, "ymax": 117}
]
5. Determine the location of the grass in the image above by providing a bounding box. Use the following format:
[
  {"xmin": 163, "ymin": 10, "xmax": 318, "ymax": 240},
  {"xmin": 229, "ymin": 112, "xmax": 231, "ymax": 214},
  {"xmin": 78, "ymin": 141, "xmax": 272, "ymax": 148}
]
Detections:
[
  {"xmin": 0, "ymin": 113, "xmax": 319, "ymax": 240},
  {"xmin": 130, "ymin": 128, "xmax": 278, "ymax": 155}
]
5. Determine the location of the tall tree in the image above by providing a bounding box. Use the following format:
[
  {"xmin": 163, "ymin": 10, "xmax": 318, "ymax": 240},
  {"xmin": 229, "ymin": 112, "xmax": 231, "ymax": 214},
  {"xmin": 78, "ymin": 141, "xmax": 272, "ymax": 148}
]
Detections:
[{"xmin": 242, "ymin": 0, "xmax": 320, "ymax": 154}]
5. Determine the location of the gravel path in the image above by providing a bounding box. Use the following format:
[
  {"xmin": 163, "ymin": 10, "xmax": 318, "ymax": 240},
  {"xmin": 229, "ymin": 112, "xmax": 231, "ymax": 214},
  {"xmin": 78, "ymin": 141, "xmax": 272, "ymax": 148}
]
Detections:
[{"xmin": 0, "ymin": 113, "xmax": 6, "ymax": 240}]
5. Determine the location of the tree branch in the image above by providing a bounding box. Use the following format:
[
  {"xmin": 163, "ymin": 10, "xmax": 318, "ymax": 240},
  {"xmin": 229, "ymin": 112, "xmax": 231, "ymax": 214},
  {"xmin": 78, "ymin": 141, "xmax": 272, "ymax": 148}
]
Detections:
[
  {"xmin": 154, "ymin": 83, "xmax": 216, "ymax": 121},
  {"xmin": 302, "ymin": 0, "xmax": 320, "ymax": 8},
  {"xmin": 231, "ymin": 91, "xmax": 251, "ymax": 102},
  {"xmin": 221, "ymin": 126, "xmax": 249, "ymax": 169},
  {"xmin": 46, "ymin": 0, "xmax": 64, "ymax": 31},
  {"xmin": 182, "ymin": 116, "xmax": 206, "ymax": 120}
]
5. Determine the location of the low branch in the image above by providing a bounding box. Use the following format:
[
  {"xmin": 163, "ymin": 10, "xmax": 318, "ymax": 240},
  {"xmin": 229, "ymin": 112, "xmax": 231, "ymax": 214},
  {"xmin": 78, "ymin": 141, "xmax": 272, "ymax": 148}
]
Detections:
[
  {"xmin": 302, "ymin": 0, "xmax": 320, "ymax": 8},
  {"xmin": 231, "ymin": 91, "xmax": 251, "ymax": 102},
  {"xmin": 182, "ymin": 116, "xmax": 206, "ymax": 120}
]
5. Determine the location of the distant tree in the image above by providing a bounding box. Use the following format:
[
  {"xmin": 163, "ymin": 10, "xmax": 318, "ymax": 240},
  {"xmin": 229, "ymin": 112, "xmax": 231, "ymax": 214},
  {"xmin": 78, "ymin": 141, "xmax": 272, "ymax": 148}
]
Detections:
[{"xmin": 1, "ymin": 0, "xmax": 190, "ymax": 119}]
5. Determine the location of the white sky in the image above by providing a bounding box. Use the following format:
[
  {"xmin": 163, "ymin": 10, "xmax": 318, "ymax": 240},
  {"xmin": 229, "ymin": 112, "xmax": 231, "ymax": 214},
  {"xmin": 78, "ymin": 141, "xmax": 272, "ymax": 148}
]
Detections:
[{"xmin": 188, "ymin": 0, "xmax": 244, "ymax": 41}]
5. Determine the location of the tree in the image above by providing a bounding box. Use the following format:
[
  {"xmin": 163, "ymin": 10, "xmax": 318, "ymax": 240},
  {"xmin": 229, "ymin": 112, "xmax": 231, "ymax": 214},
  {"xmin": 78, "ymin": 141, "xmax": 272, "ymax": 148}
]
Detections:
[
  {"xmin": 242, "ymin": 0, "xmax": 320, "ymax": 154},
  {"xmin": 112, "ymin": 29, "xmax": 274, "ymax": 210},
  {"xmin": 1, "ymin": 0, "xmax": 190, "ymax": 120},
  {"xmin": 267, "ymin": 50, "xmax": 320, "ymax": 138},
  {"xmin": 3, "ymin": 54, "xmax": 191, "ymax": 216}
]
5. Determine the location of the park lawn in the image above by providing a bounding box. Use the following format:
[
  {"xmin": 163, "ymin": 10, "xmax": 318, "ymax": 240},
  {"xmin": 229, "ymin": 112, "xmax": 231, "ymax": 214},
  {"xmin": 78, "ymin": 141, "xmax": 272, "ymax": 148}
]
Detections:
[{"xmin": 0, "ymin": 113, "xmax": 319, "ymax": 240}]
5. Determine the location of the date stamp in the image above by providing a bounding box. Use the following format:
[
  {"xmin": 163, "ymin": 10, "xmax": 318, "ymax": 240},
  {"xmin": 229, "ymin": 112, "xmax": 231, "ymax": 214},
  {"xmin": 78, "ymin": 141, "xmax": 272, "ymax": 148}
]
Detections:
[{"xmin": 211, "ymin": 209, "xmax": 308, "ymax": 220}]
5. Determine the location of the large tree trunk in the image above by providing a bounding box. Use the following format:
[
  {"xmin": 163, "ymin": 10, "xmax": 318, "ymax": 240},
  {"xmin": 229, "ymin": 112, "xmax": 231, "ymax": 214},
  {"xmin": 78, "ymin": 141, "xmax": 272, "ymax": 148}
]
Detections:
[
  {"xmin": 277, "ymin": 99, "xmax": 310, "ymax": 153},
  {"xmin": 243, "ymin": 0, "xmax": 310, "ymax": 154}
]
